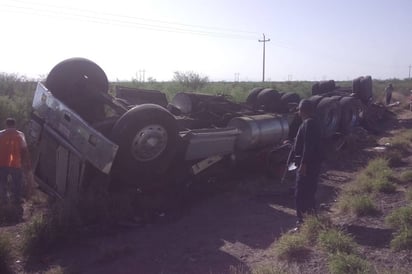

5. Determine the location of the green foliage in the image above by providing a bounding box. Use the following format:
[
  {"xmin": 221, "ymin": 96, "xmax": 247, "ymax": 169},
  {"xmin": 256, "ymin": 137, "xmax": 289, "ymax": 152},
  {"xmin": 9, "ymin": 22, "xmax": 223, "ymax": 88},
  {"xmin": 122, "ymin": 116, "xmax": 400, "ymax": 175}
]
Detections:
[
  {"xmin": 385, "ymin": 206, "xmax": 412, "ymax": 251},
  {"xmin": 274, "ymin": 233, "xmax": 310, "ymax": 261},
  {"xmin": 390, "ymin": 228, "xmax": 412, "ymax": 251},
  {"xmin": 400, "ymin": 171, "xmax": 412, "ymax": 183},
  {"xmin": 328, "ymin": 252, "xmax": 370, "ymax": 274},
  {"xmin": 172, "ymin": 71, "xmax": 209, "ymax": 90},
  {"xmin": 406, "ymin": 188, "xmax": 412, "ymax": 202},
  {"xmin": 338, "ymin": 194, "xmax": 378, "ymax": 216},
  {"xmin": 385, "ymin": 206, "xmax": 412, "ymax": 230},
  {"xmin": 228, "ymin": 263, "xmax": 296, "ymax": 274},
  {"xmin": 0, "ymin": 233, "xmax": 12, "ymax": 274},
  {"xmin": 364, "ymin": 158, "xmax": 392, "ymax": 179},
  {"xmin": 299, "ymin": 215, "xmax": 332, "ymax": 244},
  {"xmin": 0, "ymin": 73, "xmax": 35, "ymax": 128},
  {"xmin": 318, "ymin": 228, "xmax": 358, "ymax": 254}
]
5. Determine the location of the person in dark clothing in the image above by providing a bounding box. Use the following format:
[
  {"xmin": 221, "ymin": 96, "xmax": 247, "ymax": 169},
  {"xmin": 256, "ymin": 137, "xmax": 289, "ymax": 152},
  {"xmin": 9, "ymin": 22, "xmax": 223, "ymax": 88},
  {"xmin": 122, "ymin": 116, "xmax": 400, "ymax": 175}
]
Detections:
[
  {"xmin": 385, "ymin": 83, "xmax": 394, "ymax": 105},
  {"xmin": 292, "ymin": 99, "xmax": 323, "ymax": 227}
]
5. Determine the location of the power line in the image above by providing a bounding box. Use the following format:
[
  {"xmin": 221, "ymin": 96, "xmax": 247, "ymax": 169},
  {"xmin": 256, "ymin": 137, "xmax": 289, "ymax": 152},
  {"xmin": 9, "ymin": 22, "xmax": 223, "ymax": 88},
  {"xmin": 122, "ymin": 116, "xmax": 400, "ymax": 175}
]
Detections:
[{"xmin": 0, "ymin": 0, "xmax": 260, "ymax": 40}]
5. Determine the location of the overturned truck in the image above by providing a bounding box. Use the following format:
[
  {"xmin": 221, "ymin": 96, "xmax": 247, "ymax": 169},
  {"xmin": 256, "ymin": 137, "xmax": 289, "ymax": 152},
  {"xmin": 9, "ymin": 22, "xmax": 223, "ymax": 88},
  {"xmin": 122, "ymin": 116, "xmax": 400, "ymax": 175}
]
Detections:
[{"xmin": 28, "ymin": 58, "xmax": 376, "ymax": 201}]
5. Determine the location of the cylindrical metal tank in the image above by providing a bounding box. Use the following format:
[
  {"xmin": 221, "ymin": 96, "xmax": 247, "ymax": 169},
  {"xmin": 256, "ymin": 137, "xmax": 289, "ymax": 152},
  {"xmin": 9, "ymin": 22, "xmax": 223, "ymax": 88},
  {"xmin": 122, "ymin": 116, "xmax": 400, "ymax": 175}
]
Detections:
[{"xmin": 228, "ymin": 114, "xmax": 289, "ymax": 151}]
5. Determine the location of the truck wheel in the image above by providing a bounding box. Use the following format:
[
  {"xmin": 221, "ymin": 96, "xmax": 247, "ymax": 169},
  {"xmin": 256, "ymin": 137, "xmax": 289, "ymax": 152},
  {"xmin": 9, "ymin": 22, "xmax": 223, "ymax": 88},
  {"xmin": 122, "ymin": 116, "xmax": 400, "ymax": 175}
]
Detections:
[
  {"xmin": 359, "ymin": 76, "xmax": 373, "ymax": 104},
  {"xmin": 308, "ymin": 95, "xmax": 324, "ymax": 107},
  {"xmin": 316, "ymin": 97, "xmax": 341, "ymax": 138},
  {"xmin": 110, "ymin": 104, "xmax": 179, "ymax": 185},
  {"xmin": 279, "ymin": 92, "xmax": 301, "ymax": 113},
  {"xmin": 256, "ymin": 88, "xmax": 281, "ymax": 112},
  {"xmin": 339, "ymin": 97, "xmax": 361, "ymax": 133},
  {"xmin": 45, "ymin": 58, "xmax": 109, "ymax": 122},
  {"xmin": 246, "ymin": 87, "xmax": 264, "ymax": 108},
  {"xmin": 312, "ymin": 82, "xmax": 321, "ymax": 95}
]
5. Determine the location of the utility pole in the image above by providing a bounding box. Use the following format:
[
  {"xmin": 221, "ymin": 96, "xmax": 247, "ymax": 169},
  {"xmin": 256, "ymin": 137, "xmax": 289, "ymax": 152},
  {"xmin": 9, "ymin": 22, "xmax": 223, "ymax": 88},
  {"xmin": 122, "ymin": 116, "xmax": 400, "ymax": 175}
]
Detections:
[
  {"xmin": 258, "ymin": 33, "xmax": 270, "ymax": 82},
  {"xmin": 409, "ymin": 65, "xmax": 411, "ymax": 80},
  {"xmin": 234, "ymin": 73, "xmax": 240, "ymax": 82}
]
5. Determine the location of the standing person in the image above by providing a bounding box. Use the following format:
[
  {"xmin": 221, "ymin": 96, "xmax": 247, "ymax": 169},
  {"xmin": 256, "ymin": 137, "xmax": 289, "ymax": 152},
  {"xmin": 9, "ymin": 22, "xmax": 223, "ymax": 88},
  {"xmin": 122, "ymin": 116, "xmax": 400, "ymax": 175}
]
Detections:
[
  {"xmin": 292, "ymin": 99, "xmax": 323, "ymax": 229},
  {"xmin": 409, "ymin": 90, "xmax": 412, "ymax": 111},
  {"xmin": 0, "ymin": 118, "xmax": 32, "ymax": 220},
  {"xmin": 385, "ymin": 83, "xmax": 394, "ymax": 105}
]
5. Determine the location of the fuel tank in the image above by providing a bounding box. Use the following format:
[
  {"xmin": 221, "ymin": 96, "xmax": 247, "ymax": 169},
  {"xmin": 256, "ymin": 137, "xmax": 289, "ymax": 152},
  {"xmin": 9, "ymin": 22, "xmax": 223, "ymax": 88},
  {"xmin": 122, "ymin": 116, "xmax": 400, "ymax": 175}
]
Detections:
[{"xmin": 228, "ymin": 114, "xmax": 289, "ymax": 150}]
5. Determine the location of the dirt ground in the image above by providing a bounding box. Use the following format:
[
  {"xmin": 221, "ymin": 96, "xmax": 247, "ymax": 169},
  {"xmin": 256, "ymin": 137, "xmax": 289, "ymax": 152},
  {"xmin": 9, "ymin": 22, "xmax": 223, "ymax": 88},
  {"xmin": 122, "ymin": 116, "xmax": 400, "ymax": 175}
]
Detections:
[{"xmin": 2, "ymin": 99, "xmax": 412, "ymax": 274}]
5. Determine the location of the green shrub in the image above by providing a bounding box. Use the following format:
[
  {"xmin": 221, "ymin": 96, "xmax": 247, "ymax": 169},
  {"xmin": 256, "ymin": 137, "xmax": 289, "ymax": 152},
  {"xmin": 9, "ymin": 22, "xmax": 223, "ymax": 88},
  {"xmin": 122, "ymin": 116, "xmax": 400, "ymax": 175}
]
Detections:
[
  {"xmin": 389, "ymin": 130, "xmax": 412, "ymax": 151},
  {"xmin": 274, "ymin": 233, "xmax": 310, "ymax": 261},
  {"xmin": 337, "ymin": 194, "xmax": 378, "ymax": 217},
  {"xmin": 373, "ymin": 178, "xmax": 397, "ymax": 194},
  {"xmin": 328, "ymin": 252, "xmax": 370, "ymax": 274},
  {"xmin": 299, "ymin": 215, "xmax": 332, "ymax": 244},
  {"xmin": 0, "ymin": 233, "xmax": 12, "ymax": 274},
  {"xmin": 406, "ymin": 188, "xmax": 412, "ymax": 202},
  {"xmin": 400, "ymin": 171, "xmax": 412, "ymax": 183},
  {"xmin": 364, "ymin": 158, "xmax": 392, "ymax": 179},
  {"xmin": 318, "ymin": 229, "xmax": 358, "ymax": 254},
  {"xmin": 390, "ymin": 228, "xmax": 412, "ymax": 251},
  {"xmin": 385, "ymin": 206, "xmax": 412, "ymax": 230},
  {"xmin": 228, "ymin": 263, "xmax": 295, "ymax": 274},
  {"xmin": 349, "ymin": 173, "xmax": 375, "ymax": 194}
]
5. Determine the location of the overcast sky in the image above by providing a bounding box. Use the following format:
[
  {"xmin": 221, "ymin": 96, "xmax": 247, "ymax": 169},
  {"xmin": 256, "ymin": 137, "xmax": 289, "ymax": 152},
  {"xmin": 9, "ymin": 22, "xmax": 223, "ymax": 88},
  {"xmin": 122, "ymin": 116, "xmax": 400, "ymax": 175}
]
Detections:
[{"xmin": 0, "ymin": 0, "xmax": 411, "ymax": 82}]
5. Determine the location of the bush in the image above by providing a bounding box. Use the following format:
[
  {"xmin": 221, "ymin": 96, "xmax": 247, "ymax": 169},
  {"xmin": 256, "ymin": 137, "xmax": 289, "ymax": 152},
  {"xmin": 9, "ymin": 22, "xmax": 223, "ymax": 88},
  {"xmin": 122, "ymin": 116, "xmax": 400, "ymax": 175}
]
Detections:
[
  {"xmin": 364, "ymin": 158, "xmax": 392, "ymax": 179},
  {"xmin": 328, "ymin": 252, "xmax": 370, "ymax": 274},
  {"xmin": 274, "ymin": 233, "xmax": 310, "ymax": 261},
  {"xmin": 400, "ymin": 171, "xmax": 412, "ymax": 183},
  {"xmin": 390, "ymin": 228, "xmax": 412, "ymax": 251},
  {"xmin": 406, "ymin": 188, "xmax": 412, "ymax": 202},
  {"xmin": 337, "ymin": 194, "xmax": 378, "ymax": 217},
  {"xmin": 385, "ymin": 206, "xmax": 412, "ymax": 230},
  {"xmin": 374, "ymin": 179, "xmax": 397, "ymax": 194},
  {"xmin": 0, "ymin": 233, "xmax": 12, "ymax": 274},
  {"xmin": 299, "ymin": 215, "xmax": 332, "ymax": 244},
  {"xmin": 318, "ymin": 229, "xmax": 358, "ymax": 254}
]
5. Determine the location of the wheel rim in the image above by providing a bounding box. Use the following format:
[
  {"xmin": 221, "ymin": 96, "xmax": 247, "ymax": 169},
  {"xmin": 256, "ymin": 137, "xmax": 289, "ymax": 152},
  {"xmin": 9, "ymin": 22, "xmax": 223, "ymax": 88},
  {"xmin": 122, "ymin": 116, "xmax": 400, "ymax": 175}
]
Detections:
[{"xmin": 131, "ymin": 124, "xmax": 168, "ymax": 161}]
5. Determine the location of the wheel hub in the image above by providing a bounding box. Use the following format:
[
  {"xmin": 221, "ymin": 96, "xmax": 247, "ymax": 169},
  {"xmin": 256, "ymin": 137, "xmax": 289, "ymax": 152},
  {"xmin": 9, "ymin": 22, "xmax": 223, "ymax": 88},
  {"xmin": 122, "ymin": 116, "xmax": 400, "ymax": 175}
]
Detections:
[{"xmin": 131, "ymin": 124, "xmax": 168, "ymax": 161}]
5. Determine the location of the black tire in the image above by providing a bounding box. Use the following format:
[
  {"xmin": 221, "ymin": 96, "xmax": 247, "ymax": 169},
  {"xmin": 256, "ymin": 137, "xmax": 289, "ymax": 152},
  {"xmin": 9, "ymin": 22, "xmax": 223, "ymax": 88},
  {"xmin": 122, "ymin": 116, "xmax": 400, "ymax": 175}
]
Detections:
[
  {"xmin": 338, "ymin": 97, "xmax": 361, "ymax": 133},
  {"xmin": 45, "ymin": 58, "xmax": 109, "ymax": 122},
  {"xmin": 256, "ymin": 88, "xmax": 282, "ymax": 112},
  {"xmin": 316, "ymin": 80, "xmax": 336, "ymax": 94},
  {"xmin": 352, "ymin": 76, "xmax": 363, "ymax": 96},
  {"xmin": 316, "ymin": 97, "xmax": 341, "ymax": 138},
  {"xmin": 359, "ymin": 75, "xmax": 373, "ymax": 104},
  {"xmin": 110, "ymin": 104, "xmax": 179, "ymax": 186},
  {"xmin": 246, "ymin": 87, "xmax": 264, "ymax": 107},
  {"xmin": 312, "ymin": 82, "xmax": 321, "ymax": 95},
  {"xmin": 279, "ymin": 92, "xmax": 301, "ymax": 113},
  {"xmin": 308, "ymin": 95, "xmax": 324, "ymax": 107}
]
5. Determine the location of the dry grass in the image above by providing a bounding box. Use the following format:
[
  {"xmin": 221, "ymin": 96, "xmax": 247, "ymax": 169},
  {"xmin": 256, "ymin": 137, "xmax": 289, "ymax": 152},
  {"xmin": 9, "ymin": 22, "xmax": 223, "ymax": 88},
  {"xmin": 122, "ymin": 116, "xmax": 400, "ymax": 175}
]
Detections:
[
  {"xmin": 0, "ymin": 233, "xmax": 12, "ymax": 274},
  {"xmin": 317, "ymin": 228, "xmax": 358, "ymax": 254},
  {"xmin": 327, "ymin": 252, "xmax": 370, "ymax": 274},
  {"xmin": 274, "ymin": 233, "xmax": 311, "ymax": 262},
  {"xmin": 337, "ymin": 193, "xmax": 379, "ymax": 217}
]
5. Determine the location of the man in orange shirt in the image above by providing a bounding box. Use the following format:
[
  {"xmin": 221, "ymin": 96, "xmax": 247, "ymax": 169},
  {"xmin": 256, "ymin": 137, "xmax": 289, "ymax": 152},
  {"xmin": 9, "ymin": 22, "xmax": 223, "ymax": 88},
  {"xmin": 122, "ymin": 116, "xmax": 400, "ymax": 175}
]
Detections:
[{"xmin": 0, "ymin": 118, "xmax": 32, "ymax": 217}]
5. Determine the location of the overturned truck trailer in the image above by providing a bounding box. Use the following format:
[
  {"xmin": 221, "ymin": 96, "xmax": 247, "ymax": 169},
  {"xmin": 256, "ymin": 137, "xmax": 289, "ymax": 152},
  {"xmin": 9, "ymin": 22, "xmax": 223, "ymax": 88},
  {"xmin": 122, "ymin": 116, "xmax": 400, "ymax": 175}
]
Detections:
[{"xmin": 28, "ymin": 58, "xmax": 377, "ymax": 201}]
